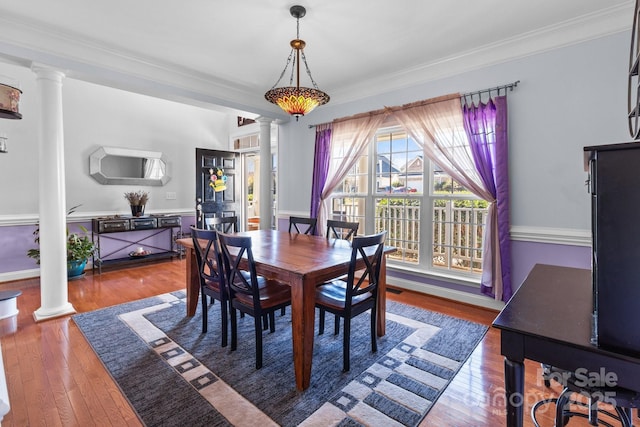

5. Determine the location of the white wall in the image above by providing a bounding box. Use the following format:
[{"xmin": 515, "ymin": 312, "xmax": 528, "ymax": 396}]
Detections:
[
  {"xmin": 0, "ymin": 61, "xmax": 232, "ymax": 217},
  {"xmin": 278, "ymin": 31, "xmax": 630, "ymax": 234}
]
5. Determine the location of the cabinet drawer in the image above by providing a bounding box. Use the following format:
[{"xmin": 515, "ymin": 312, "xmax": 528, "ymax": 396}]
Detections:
[
  {"xmin": 130, "ymin": 218, "xmax": 157, "ymax": 230},
  {"xmin": 96, "ymin": 220, "xmax": 130, "ymax": 233},
  {"xmin": 157, "ymin": 216, "xmax": 181, "ymax": 227}
]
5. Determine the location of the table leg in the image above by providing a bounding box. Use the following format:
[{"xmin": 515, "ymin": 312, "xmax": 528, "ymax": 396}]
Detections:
[
  {"xmin": 290, "ymin": 275, "xmax": 315, "ymax": 391},
  {"xmin": 377, "ymin": 254, "xmax": 388, "ymax": 336},
  {"xmin": 504, "ymin": 357, "xmax": 524, "ymax": 427},
  {"xmin": 185, "ymin": 247, "xmax": 199, "ymax": 317}
]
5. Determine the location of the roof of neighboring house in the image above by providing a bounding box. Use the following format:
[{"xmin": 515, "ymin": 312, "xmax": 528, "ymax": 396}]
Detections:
[{"xmin": 376, "ymin": 155, "xmax": 400, "ymax": 174}]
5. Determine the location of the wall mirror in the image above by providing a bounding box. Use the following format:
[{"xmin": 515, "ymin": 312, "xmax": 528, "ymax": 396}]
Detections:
[{"xmin": 89, "ymin": 146, "xmax": 171, "ymax": 186}]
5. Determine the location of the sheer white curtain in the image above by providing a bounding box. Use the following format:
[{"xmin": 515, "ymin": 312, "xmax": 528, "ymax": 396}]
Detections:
[
  {"xmin": 392, "ymin": 95, "xmax": 502, "ymax": 298},
  {"xmin": 143, "ymin": 158, "xmax": 165, "ymax": 179},
  {"xmin": 317, "ymin": 114, "xmax": 386, "ymax": 236}
]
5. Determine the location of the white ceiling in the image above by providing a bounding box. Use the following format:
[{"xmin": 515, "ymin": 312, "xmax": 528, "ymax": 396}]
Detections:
[{"xmin": 0, "ymin": 0, "xmax": 634, "ymax": 120}]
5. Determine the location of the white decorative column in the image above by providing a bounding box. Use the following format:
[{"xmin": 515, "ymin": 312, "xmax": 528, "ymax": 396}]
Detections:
[
  {"xmin": 257, "ymin": 117, "xmax": 273, "ymax": 230},
  {"xmin": 32, "ymin": 65, "xmax": 75, "ymax": 321}
]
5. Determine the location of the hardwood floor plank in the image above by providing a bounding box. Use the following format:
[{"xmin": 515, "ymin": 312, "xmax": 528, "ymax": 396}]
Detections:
[{"xmin": 0, "ymin": 260, "xmax": 567, "ymax": 426}]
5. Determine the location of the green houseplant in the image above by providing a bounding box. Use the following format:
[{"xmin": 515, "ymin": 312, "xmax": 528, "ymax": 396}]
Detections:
[{"xmin": 27, "ymin": 205, "xmax": 96, "ymax": 278}]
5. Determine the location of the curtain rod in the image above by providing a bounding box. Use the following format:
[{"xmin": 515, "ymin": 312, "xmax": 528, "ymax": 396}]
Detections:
[{"xmin": 308, "ymin": 80, "xmax": 520, "ymax": 128}]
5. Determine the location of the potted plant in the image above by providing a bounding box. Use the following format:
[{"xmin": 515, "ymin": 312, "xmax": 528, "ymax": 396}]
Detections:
[
  {"xmin": 124, "ymin": 190, "xmax": 149, "ymax": 217},
  {"xmin": 27, "ymin": 205, "xmax": 96, "ymax": 278}
]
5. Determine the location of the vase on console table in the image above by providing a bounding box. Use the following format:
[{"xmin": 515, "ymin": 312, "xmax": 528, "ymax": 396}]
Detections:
[
  {"xmin": 130, "ymin": 204, "xmax": 145, "ymax": 217},
  {"xmin": 124, "ymin": 190, "xmax": 149, "ymax": 217}
]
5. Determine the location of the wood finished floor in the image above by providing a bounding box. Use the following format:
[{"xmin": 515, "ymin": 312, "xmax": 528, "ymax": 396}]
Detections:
[{"xmin": 0, "ymin": 259, "xmax": 588, "ymax": 426}]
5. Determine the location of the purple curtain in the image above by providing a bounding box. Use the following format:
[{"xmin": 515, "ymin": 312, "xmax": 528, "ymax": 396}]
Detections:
[
  {"xmin": 463, "ymin": 95, "xmax": 512, "ymax": 302},
  {"xmin": 310, "ymin": 124, "xmax": 332, "ymax": 230}
]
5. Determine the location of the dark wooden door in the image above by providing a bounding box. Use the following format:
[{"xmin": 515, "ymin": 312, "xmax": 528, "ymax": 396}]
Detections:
[{"xmin": 195, "ymin": 148, "xmax": 241, "ymax": 229}]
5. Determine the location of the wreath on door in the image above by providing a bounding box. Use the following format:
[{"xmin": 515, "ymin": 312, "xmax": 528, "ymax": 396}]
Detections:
[{"xmin": 209, "ymin": 167, "xmax": 228, "ymax": 192}]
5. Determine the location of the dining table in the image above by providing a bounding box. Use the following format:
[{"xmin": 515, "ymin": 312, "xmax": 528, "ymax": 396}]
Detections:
[{"xmin": 177, "ymin": 228, "xmax": 396, "ymax": 391}]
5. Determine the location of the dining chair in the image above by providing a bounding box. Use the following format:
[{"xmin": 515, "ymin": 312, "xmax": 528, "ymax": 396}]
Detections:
[
  {"xmin": 218, "ymin": 232, "xmax": 292, "ymax": 369},
  {"xmin": 532, "ymin": 364, "xmax": 640, "ymax": 427},
  {"xmin": 190, "ymin": 226, "xmax": 228, "ymax": 347},
  {"xmin": 315, "ymin": 231, "xmax": 387, "ymax": 372},
  {"xmin": 288, "ymin": 216, "xmax": 317, "ymax": 235},
  {"xmin": 326, "ymin": 219, "xmax": 359, "ymax": 241},
  {"xmin": 207, "ymin": 215, "xmax": 238, "ymax": 233}
]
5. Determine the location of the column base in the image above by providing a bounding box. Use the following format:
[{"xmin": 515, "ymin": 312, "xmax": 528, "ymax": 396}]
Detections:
[{"xmin": 33, "ymin": 302, "xmax": 76, "ymax": 322}]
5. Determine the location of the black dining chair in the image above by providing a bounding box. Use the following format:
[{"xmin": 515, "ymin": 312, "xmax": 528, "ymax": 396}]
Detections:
[
  {"xmin": 218, "ymin": 232, "xmax": 292, "ymax": 369},
  {"xmin": 207, "ymin": 216, "xmax": 238, "ymax": 233},
  {"xmin": 190, "ymin": 226, "xmax": 228, "ymax": 347},
  {"xmin": 288, "ymin": 216, "xmax": 317, "ymax": 235},
  {"xmin": 315, "ymin": 231, "xmax": 386, "ymax": 372},
  {"xmin": 532, "ymin": 364, "xmax": 640, "ymax": 427},
  {"xmin": 326, "ymin": 219, "xmax": 359, "ymax": 241}
]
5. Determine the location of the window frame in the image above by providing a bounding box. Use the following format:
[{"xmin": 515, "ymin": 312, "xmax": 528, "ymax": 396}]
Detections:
[{"xmin": 329, "ymin": 123, "xmax": 484, "ymax": 283}]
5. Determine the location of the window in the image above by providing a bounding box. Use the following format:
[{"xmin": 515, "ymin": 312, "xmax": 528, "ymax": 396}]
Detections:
[{"xmin": 329, "ymin": 125, "xmax": 487, "ymax": 279}]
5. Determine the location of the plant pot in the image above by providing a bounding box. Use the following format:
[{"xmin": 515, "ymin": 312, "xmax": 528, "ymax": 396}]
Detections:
[
  {"xmin": 130, "ymin": 205, "xmax": 145, "ymax": 217},
  {"xmin": 68, "ymin": 259, "xmax": 87, "ymax": 279}
]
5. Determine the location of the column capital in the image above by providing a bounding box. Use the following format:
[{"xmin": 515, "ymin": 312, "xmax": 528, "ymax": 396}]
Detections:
[
  {"xmin": 30, "ymin": 63, "xmax": 66, "ymax": 82},
  {"xmin": 255, "ymin": 116, "xmax": 274, "ymax": 125}
]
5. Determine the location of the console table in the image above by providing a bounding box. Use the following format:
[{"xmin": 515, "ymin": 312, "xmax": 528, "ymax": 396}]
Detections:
[
  {"xmin": 492, "ymin": 264, "xmax": 640, "ymax": 426},
  {"xmin": 91, "ymin": 215, "xmax": 182, "ymax": 273}
]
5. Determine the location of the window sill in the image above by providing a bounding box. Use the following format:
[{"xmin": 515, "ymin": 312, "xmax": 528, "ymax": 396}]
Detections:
[
  {"xmin": 384, "ymin": 263, "xmax": 504, "ymax": 310},
  {"xmin": 387, "ymin": 262, "xmax": 481, "ymax": 288}
]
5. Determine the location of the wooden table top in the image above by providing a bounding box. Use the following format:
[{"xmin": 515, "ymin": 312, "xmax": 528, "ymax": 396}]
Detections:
[{"xmin": 178, "ymin": 229, "xmax": 395, "ymax": 279}]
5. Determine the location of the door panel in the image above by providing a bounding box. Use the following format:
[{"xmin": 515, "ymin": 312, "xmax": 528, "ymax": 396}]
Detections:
[{"xmin": 195, "ymin": 148, "xmax": 241, "ymax": 230}]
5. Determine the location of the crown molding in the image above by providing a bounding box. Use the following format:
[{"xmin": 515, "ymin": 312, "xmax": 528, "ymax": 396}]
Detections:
[
  {"xmin": 0, "ymin": 4, "xmax": 632, "ymax": 112},
  {"xmin": 0, "ymin": 12, "xmax": 288, "ymax": 120},
  {"xmin": 332, "ymin": 3, "xmax": 633, "ymax": 104}
]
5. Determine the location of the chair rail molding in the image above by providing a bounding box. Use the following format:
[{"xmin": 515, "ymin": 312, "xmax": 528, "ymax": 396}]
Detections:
[
  {"xmin": 0, "ymin": 209, "xmax": 195, "ymax": 227},
  {"xmin": 510, "ymin": 225, "xmax": 591, "ymax": 247}
]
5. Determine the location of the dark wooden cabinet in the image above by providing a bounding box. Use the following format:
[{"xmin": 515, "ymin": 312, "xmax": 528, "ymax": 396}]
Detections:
[
  {"xmin": 585, "ymin": 142, "xmax": 640, "ymax": 356},
  {"xmin": 91, "ymin": 215, "xmax": 182, "ymax": 272}
]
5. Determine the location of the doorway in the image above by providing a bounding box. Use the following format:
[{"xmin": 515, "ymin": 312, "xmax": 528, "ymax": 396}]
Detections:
[
  {"xmin": 194, "ymin": 148, "xmax": 241, "ymax": 230},
  {"xmin": 242, "ymin": 151, "xmax": 277, "ymax": 231}
]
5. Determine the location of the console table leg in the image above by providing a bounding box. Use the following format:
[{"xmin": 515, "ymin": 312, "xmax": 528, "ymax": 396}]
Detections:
[{"xmin": 504, "ymin": 358, "xmax": 524, "ymax": 427}]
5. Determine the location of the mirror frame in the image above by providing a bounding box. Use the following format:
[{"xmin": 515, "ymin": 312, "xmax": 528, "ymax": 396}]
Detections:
[{"xmin": 89, "ymin": 146, "xmax": 171, "ymax": 186}]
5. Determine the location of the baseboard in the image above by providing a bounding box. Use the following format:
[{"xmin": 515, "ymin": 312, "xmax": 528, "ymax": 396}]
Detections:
[
  {"xmin": 0, "ymin": 263, "xmax": 93, "ymax": 284},
  {"xmin": 0, "ymin": 269, "xmax": 39, "ymax": 283},
  {"xmin": 389, "ymin": 276, "xmax": 505, "ymax": 311}
]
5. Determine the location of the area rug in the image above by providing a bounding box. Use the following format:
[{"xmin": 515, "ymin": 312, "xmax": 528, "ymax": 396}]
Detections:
[{"xmin": 72, "ymin": 291, "xmax": 487, "ymax": 427}]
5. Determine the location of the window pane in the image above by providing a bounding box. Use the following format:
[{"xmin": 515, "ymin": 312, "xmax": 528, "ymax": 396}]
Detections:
[
  {"xmin": 375, "ymin": 130, "xmax": 423, "ymax": 195},
  {"xmin": 330, "ymin": 197, "xmax": 365, "ymax": 231},
  {"xmin": 432, "ymin": 198, "xmax": 488, "ymax": 273},
  {"xmin": 375, "ymin": 197, "xmax": 420, "ymax": 264},
  {"xmin": 331, "ymin": 144, "xmax": 368, "ymax": 195}
]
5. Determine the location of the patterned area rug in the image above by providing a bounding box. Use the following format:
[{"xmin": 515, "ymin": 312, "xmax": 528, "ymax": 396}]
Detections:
[{"xmin": 72, "ymin": 291, "xmax": 487, "ymax": 427}]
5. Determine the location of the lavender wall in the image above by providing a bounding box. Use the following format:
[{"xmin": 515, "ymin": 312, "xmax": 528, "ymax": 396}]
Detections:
[
  {"xmin": 510, "ymin": 240, "xmax": 591, "ymax": 288},
  {"xmin": 0, "ymin": 224, "xmax": 38, "ymax": 273},
  {"xmin": 0, "ymin": 215, "xmax": 197, "ymax": 276}
]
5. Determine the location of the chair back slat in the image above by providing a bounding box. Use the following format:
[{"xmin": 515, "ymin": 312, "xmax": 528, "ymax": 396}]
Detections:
[
  {"xmin": 326, "ymin": 219, "xmax": 359, "ymax": 241},
  {"xmin": 346, "ymin": 232, "xmax": 386, "ymax": 301},
  {"xmin": 289, "ymin": 216, "xmax": 317, "ymax": 235},
  {"xmin": 208, "ymin": 215, "xmax": 238, "ymax": 233},
  {"xmin": 190, "ymin": 226, "xmax": 223, "ymax": 286},
  {"xmin": 218, "ymin": 233, "xmax": 259, "ymax": 302}
]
